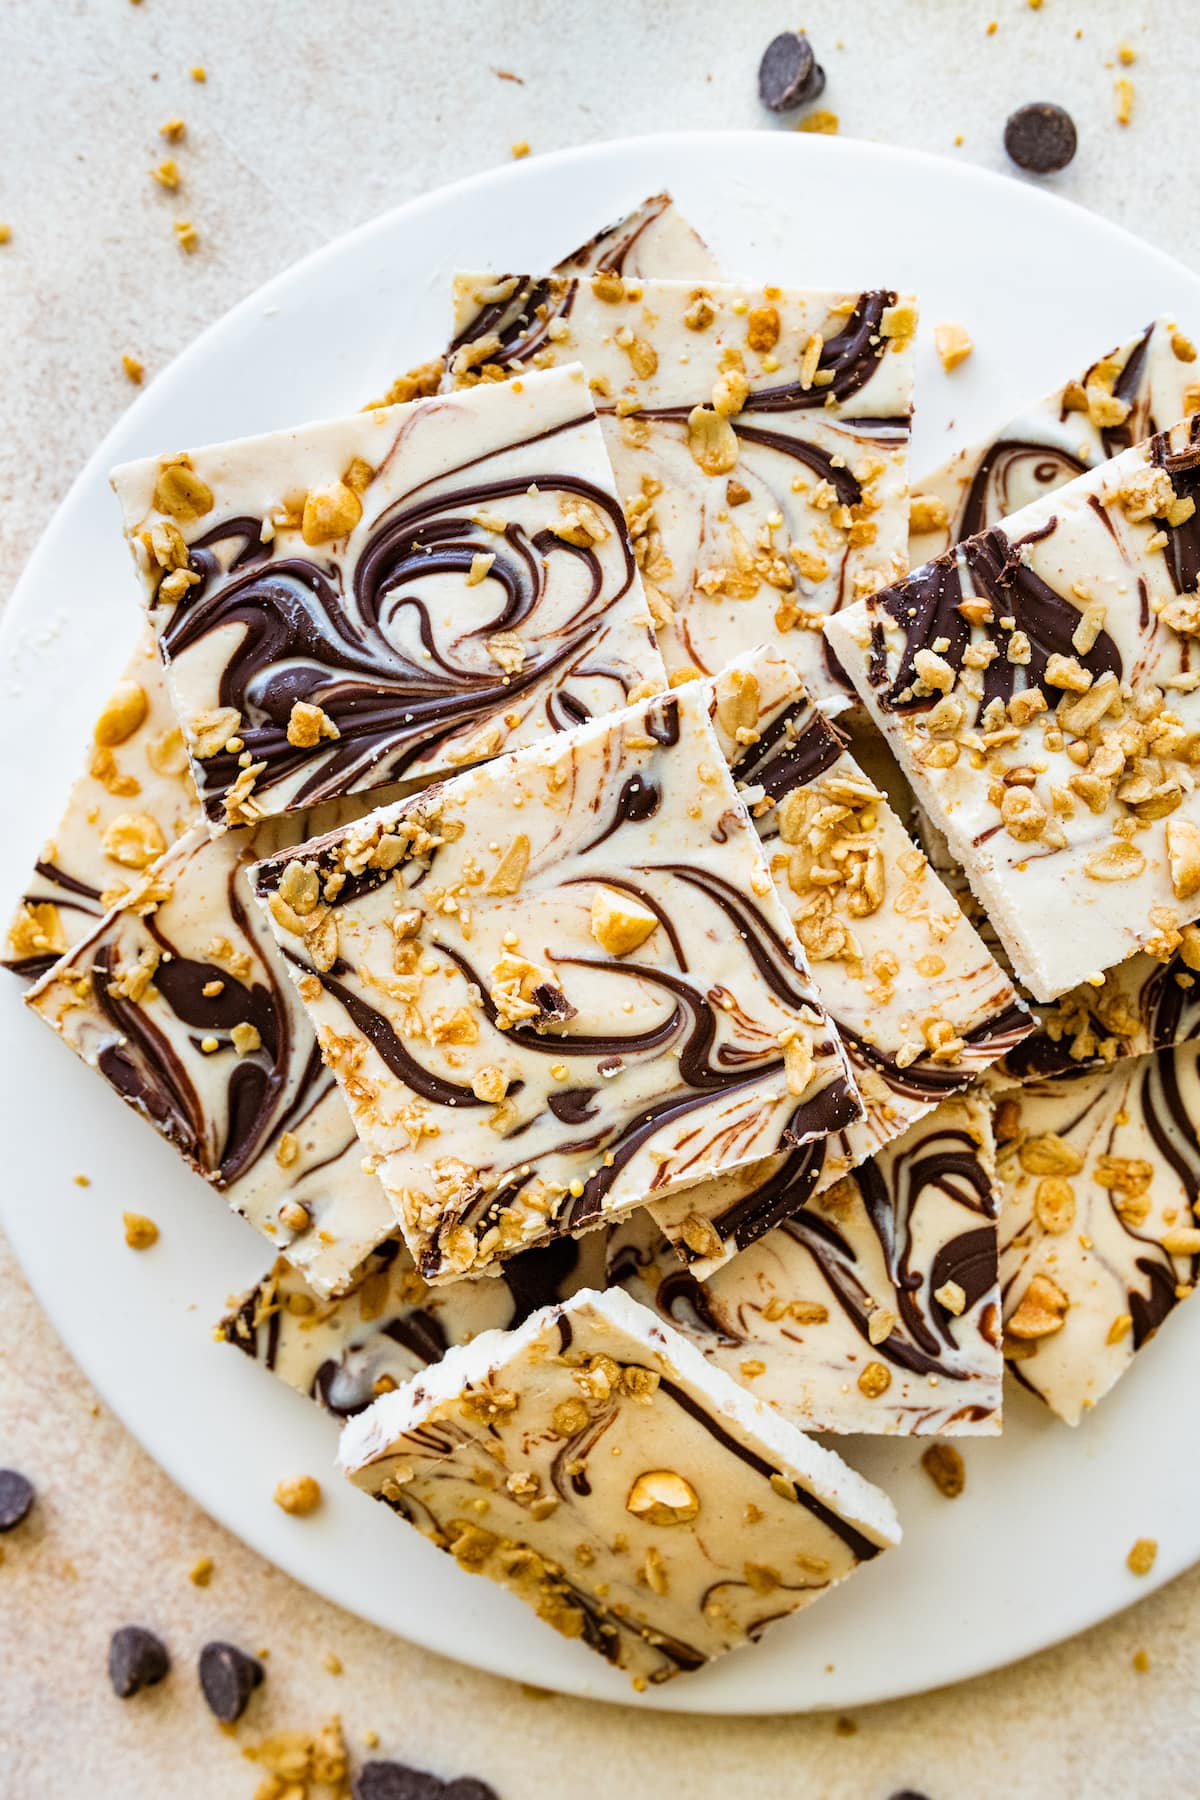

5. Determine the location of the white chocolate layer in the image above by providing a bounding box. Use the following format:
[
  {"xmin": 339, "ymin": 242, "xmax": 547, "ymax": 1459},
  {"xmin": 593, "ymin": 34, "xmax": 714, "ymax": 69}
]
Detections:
[
  {"xmin": 339, "ymin": 1286, "xmax": 900, "ymax": 1685},
  {"xmin": 251, "ymin": 684, "xmax": 860, "ymax": 1284},
  {"xmin": 449, "ymin": 277, "xmax": 914, "ymax": 702},
  {"xmin": 916, "ymin": 809, "xmax": 1200, "ymax": 1084},
  {"xmin": 997, "ymin": 1043, "xmax": 1200, "ymax": 1425},
  {"xmin": 827, "ymin": 414, "xmax": 1200, "ymax": 1001}
]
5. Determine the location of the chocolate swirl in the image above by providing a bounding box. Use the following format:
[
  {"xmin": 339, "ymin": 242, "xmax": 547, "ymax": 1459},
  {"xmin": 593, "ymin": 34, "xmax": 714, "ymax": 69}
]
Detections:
[
  {"xmin": 87, "ymin": 848, "xmax": 334, "ymax": 1189},
  {"xmin": 872, "ymin": 520, "xmax": 1123, "ymax": 718},
  {"xmin": 161, "ymin": 432, "xmax": 642, "ymax": 820}
]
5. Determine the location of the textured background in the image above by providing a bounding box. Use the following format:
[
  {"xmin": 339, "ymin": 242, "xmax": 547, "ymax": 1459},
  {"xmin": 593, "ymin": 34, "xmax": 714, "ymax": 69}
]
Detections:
[{"xmin": 3, "ymin": 1, "xmax": 1199, "ymax": 1794}]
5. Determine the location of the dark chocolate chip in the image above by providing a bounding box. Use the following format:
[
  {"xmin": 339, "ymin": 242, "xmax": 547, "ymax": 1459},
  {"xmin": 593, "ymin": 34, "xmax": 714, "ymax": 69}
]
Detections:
[
  {"xmin": 354, "ymin": 1764, "xmax": 442, "ymax": 1800},
  {"xmin": 197, "ymin": 1640, "xmax": 263, "ymax": 1722},
  {"xmin": 888, "ymin": 1792, "xmax": 934, "ymax": 1800},
  {"xmin": 353, "ymin": 1764, "xmax": 499, "ymax": 1800},
  {"xmin": 1003, "ymin": 102, "xmax": 1077, "ymax": 173},
  {"xmin": 0, "ymin": 1468, "xmax": 35, "ymax": 1531},
  {"xmin": 758, "ymin": 31, "xmax": 826, "ymax": 114},
  {"xmin": 108, "ymin": 1626, "xmax": 170, "ymax": 1698}
]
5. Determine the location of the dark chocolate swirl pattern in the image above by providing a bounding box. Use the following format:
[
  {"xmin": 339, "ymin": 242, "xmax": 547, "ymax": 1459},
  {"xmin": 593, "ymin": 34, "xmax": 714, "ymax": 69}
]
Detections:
[
  {"xmin": 871, "ymin": 520, "xmax": 1124, "ymax": 720},
  {"xmin": 159, "ymin": 419, "xmax": 650, "ymax": 821}
]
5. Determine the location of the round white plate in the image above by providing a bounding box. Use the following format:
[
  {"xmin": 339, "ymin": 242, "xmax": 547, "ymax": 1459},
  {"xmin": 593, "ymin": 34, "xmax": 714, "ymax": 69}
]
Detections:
[{"xmin": 3, "ymin": 131, "xmax": 1200, "ymax": 1716}]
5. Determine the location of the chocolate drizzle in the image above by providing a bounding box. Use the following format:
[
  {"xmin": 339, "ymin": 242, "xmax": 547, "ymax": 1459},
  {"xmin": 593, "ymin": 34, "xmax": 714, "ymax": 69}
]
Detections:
[
  {"xmin": 876, "ymin": 521, "xmax": 1123, "ymax": 718},
  {"xmin": 954, "ymin": 439, "xmax": 1089, "ymax": 545},
  {"xmin": 161, "ymin": 442, "xmax": 641, "ymax": 819}
]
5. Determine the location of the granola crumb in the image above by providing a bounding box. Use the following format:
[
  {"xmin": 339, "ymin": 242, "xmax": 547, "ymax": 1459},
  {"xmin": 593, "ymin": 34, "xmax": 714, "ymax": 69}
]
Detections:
[
  {"xmin": 274, "ymin": 1475, "xmax": 322, "ymax": 1516},
  {"xmin": 159, "ymin": 117, "xmax": 186, "ymax": 140},
  {"xmin": 322, "ymin": 1651, "xmax": 343, "ymax": 1675},
  {"xmin": 1127, "ymin": 1537, "xmax": 1158, "ymax": 1576},
  {"xmin": 921, "ymin": 1443, "xmax": 966, "ymax": 1498},
  {"xmin": 1132, "ymin": 1648, "xmax": 1150, "ymax": 1673},
  {"xmin": 122, "ymin": 1212, "xmax": 159, "ymax": 1250},
  {"xmin": 191, "ymin": 65, "xmax": 207, "ymax": 81},
  {"xmin": 796, "ymin": 109, "xmax": 839, "ymax": 134},
  {"xmin": 511, "ymin": 139, "xmax": 530, "ymax": 158},
  {"xmin": 122, "ymin": 353, "xmax": 145, "ymax": 385},
  {"xmin": 150, "ymin": 158, "xmax": 181, "ymax": 190},
  {"xmin": 189, "ymin": 1555, "xmax": 214, "ymax": 1587},
  {"xmin": 0, "ymin": 224, "xmax": 11, "ymax": 246},
  {"xmin": 1117, "ymin": 42, "xmax": 1136, "ymax": 64},
  {"xmin": 1115, "ymin": 77, "xmax": 1135, "ymax": 125},
  {"xmin": 364, "ymin": 1730, "xmax": 380, "ymax": 1748},
  {"xmin": 173, "ymin": 219, "xmax": 199, "ymax": 253},
  {"xmin": 73, "ymin": 1173, "xmax": 91, "ymax": 1188},
  {"xmin": 834, "ymin": 1715, "xmax": 857, "ymax": 1737}
]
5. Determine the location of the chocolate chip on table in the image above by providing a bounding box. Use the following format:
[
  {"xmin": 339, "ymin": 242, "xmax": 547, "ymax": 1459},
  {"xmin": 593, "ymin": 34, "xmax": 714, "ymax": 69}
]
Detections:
[
  {"xmin": 0, "ymin": 1468, "xmax": 35, "ymax": 1532},
  {"xmin": 354, "ymin": 1763, "xmax": 499, "ymax": 1800},
  {"xmin": 1003, "ymin": 102, "xmax": 1077, "ymax": 173},
  {"xmin": 198, "ymin": 1640, "xmax": 264, "ymax": 1723},
  {"xmin": 757, "ymin": 31, "xmax": 826, "ymax": 114},
  {"xmin": 108, "ymin": 1626, "xmax": 170, "ymax": 1698}
]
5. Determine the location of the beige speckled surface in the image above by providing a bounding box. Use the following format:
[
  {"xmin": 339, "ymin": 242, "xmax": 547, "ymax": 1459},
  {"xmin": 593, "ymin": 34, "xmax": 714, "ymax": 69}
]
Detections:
[{"xmin": 4, "ymin": 2, "xmax": 1200, "ymax": 1794}]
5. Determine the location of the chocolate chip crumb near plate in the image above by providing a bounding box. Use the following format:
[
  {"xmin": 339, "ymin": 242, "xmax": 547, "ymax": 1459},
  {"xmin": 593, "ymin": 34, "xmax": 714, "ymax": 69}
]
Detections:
[
  {"xmin": 108, "ymin": 1626, "xmax": 170, "ymax": 1698},
  {"xmin": 757, "ymin": 31, "xmax": 826, "ymax": 113},
  {"xmin": 1004, "ymin": 102, "xmax": 1077, "ymax": 173},
  {"xmin": 198, "ymin": 1640, "xmax": 264, "ymax": 1722},
  {"xmin": 0, "ymin": 1468, "xmax": 35, "ymax": 1531}
]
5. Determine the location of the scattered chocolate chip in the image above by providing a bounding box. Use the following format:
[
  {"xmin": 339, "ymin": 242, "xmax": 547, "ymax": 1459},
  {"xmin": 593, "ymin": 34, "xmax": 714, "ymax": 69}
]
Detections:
[
  {"xmin": 0, "ymin": 1468, "xmax": 35, "ymax": 1531},
  {"xmin": 108, "ymin": 1626, "xmax": 170, "ymax": 1698},
  {"xmin": 1003, "ymin": 102, "xmax": 1077, "ymax": 173},
  {"xmin": 354, "ymin": 1764, "xmax": 498, "ymax": 1800},
  {"xmin": 197, "ymin": 1640, "xmax": 263, "ymax": 1722},
  {"xmin": 757, "ymin": 31, "xmax": 826, "ymax": 114},
  {"xmin": 888, "ymin": 1792, "xmax": 934, "ymax": 1800}
]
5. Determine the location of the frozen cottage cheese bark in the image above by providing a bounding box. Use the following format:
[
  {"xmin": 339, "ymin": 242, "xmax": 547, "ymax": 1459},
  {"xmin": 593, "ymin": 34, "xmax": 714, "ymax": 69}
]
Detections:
[
  {"xmin": 338, "ymin": 1287, "xmax": 900, "ymax": 1686},
  {"xmin": 220, "ymin": 1231, "xmax": 606, "ymax": 1417},
  {"xmin": 649, "ymin": 649, "xmax": 1029, "ymax": 1273},
  {"xmin": 909, "ymin": 315, "xmax": 1200, "ymax": 564},
  {"xmin": 997, "ymin": 1041, "xmax": 1200, "ymax": 1425},
  {"xmin": 4, "ymin": 627, "xmax": 201, "ymax": 979},
  {"xmin": 826, "ymin": 413, "xmax": 1200, "ymax": 1002},
  {"xmin": 251, "ymin": 683, "xmax": 860, "ymax": 1284},
  {"xmin": 449, "ymin": 275, "xmax": 914, "ymax": 703},
  {"xmin": 614, "ymin": 1093, "xmax": 1002, "ymax": 1435},
  {"xmin": 25, "ymin": 817, "xmax": 393, "ymax": 1295},
  {"xmin": 110, "ymin": 366, "xmax": 665, "ymax": 828}
]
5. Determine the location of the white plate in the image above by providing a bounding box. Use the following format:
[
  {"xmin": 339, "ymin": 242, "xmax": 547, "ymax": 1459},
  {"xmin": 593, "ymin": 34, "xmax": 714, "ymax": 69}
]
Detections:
[{"xmin": 3, "ymin": 130, "xmax": 1200, "ymax": 1716}]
